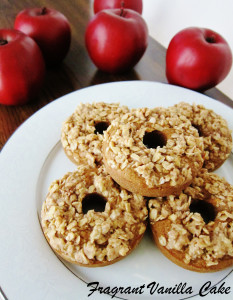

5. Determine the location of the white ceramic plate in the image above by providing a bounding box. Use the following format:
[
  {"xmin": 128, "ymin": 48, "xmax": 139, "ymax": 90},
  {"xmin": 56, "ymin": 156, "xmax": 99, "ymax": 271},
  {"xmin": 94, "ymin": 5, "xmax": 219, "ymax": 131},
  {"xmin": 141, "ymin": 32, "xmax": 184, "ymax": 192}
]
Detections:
[{"xmin": 0, "ymin": 81, "xmax": 233, "ymax": 300}]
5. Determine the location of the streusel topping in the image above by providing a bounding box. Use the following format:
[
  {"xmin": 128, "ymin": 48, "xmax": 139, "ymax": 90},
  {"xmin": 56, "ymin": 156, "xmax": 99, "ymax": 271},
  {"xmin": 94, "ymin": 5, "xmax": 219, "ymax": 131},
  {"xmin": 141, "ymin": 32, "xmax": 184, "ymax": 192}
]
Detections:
[
  {"xmin": 171, "ymin": 102, "xmax": 232, "ymax": 171},
  {"xmin": 61, "ymin": 102, "xmax": 129, "ymax": 167},
  {"xmin": 41, "ymin": 165, "xmax": 147, "ymax": 264},
  {"xmin": 103, "ymin": 107, "xmax": 204, "ymax": 188},
  {"xmin": 149, "ymin": 169, "xmax": 233, "ymax": 266}
]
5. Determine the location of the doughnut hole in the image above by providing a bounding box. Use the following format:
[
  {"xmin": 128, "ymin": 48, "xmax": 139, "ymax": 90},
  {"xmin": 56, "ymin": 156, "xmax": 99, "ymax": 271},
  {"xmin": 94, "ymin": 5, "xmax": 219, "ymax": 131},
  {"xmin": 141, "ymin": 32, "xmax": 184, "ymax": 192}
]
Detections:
[
  {"xmin": 143, "ymin": 130, "xmax": 167, "ymax": 149},
  {"xmin": 189, "ymin": 199, "xmax": 217, "ymax": 224},
  {"xmin": 82, "ymin": 193, "xmax": 106, "ymax": 214},
  {"xmin": 94, "ymin": 121, "xmax": 110, "ymax": 134},
  {"xmin": 192, "ymin": 124, "xmax": 203, "ymax": 137}
]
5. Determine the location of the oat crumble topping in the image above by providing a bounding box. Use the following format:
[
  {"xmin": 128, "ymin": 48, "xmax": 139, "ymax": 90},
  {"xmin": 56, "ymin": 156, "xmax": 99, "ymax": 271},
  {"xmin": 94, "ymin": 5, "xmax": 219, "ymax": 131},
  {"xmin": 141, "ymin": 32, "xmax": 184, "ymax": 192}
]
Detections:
[
  {"xmin": 171, "ymin": 102, "xmax": 232, "ymax": 171},
  {"xmin": 149, "ymin": 169, "xmax": 233, "ymax": 266},
  {"xmin": 41, "ymin": 165, "xmax": 147, "ymax": 264},
  {"xmin": 61, "ymin": 102, "xmax": 129, "ymax": 167},
  {"xmin": 103, "ymin": 107, "xmax": 204, "ymax": 188}
]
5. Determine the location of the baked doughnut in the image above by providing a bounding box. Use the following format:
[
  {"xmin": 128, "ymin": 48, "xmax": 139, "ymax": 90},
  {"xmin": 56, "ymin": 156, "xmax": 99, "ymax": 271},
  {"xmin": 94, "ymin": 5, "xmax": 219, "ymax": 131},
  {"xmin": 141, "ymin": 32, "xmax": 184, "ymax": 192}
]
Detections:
[
  {"xmin": 171, "ymin": 102, "xmax": 232, "ymax": 171},
  {"xmin": 103, "ymin": 107, "xmax": 204, "ymax": 197},
  {"xmin": 149, "ymin": 169, "xmax": 233, "ymax": 272},
  {"xmin": 61, "ymin": 102, "xmax": 129, "ymax": 167},
  {"xmin": 41, "ymin": 164, "xmax": 147, "ymax": 267}
]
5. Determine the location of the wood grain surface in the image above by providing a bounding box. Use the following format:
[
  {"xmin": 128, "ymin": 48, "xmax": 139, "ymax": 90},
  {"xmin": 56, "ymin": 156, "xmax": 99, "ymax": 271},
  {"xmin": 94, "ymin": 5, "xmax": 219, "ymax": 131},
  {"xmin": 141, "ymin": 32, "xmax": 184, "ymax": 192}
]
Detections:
[{"xmin": 0, "ymin": 0, "xmax": 232, "ymax": 150}]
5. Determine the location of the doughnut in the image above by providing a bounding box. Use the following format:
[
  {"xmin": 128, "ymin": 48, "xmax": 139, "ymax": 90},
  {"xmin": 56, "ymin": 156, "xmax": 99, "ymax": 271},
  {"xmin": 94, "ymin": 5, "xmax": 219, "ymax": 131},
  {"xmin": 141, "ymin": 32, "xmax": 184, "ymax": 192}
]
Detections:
[
  {"xmin": 41, "ymin": 164, "xmax": 148, "ymax": 267},
  {"xmin": 149, "ymin": 169, "xmax": 233, "ymax": 272},
  {"xmin": 171, "ymin": 102, "xmax": 232, "ymax": 171},
  {"xmin": 102, "ymin": 107, "xmax": 204, "ymax": 197},
  {"xmin": 61, "ymin": 102, "xmax": 129, "ymax": 167}
]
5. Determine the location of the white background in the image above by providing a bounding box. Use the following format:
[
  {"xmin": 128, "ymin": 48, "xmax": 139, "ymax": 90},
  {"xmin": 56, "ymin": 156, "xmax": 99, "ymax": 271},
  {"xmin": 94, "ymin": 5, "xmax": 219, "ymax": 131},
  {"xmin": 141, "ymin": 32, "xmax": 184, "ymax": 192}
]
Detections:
[{"xmin": 142, "ymin": 0, "xmax": 233, "ymax": 101}]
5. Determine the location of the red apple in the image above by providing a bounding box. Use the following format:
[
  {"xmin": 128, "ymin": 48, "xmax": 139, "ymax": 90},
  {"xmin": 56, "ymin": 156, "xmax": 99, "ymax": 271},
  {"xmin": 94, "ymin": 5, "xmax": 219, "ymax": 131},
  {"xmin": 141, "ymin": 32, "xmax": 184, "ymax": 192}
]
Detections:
[
  {"xmin": 14, "ymin": 7, "xmax": 71, "ymax": 66},
  {"xmin": 85, "ymin": 8, "xmax": 148, "ymax": 73},
  {"xmin": 166, "ymin": 27, "xmax": 232, "ymax": 91},
  {"xmin": 94, "ymin": 0, "xmax": 143, "ymax": 14},
  {"xmin": 0, "ymin": 29, "xmax": 45, "ymax": 106}
]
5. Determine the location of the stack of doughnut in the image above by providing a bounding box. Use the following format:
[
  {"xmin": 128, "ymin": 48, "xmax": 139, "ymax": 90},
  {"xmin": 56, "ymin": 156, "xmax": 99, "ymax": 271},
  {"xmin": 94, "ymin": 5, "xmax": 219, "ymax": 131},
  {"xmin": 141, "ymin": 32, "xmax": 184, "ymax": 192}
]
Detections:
[
  {"xmin": 42, "ymin": 103, "xmax": 148, "ymax": 267},
  {"xmin": 41, "ymin": 100, "xmax": 233, "ymax": 272}
]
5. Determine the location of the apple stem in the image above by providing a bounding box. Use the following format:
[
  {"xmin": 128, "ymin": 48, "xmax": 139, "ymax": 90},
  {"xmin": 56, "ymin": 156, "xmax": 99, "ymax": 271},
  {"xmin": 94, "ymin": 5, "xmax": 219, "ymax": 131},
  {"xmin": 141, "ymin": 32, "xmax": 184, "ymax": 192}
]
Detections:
[
  {"xmin": 0, "ymin": 40, "xmax": 7, "ymax": 46},
  {"xmin": 120, "ymin": 1, "xmax": 125, "ymax": 16},
  {"xmin": 206, "ymin": 36, "xmax": 215, "ymax": 43},
  {"xmin": 41, "ymin": 7, "xmax": 47, "ymax": 15}
]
